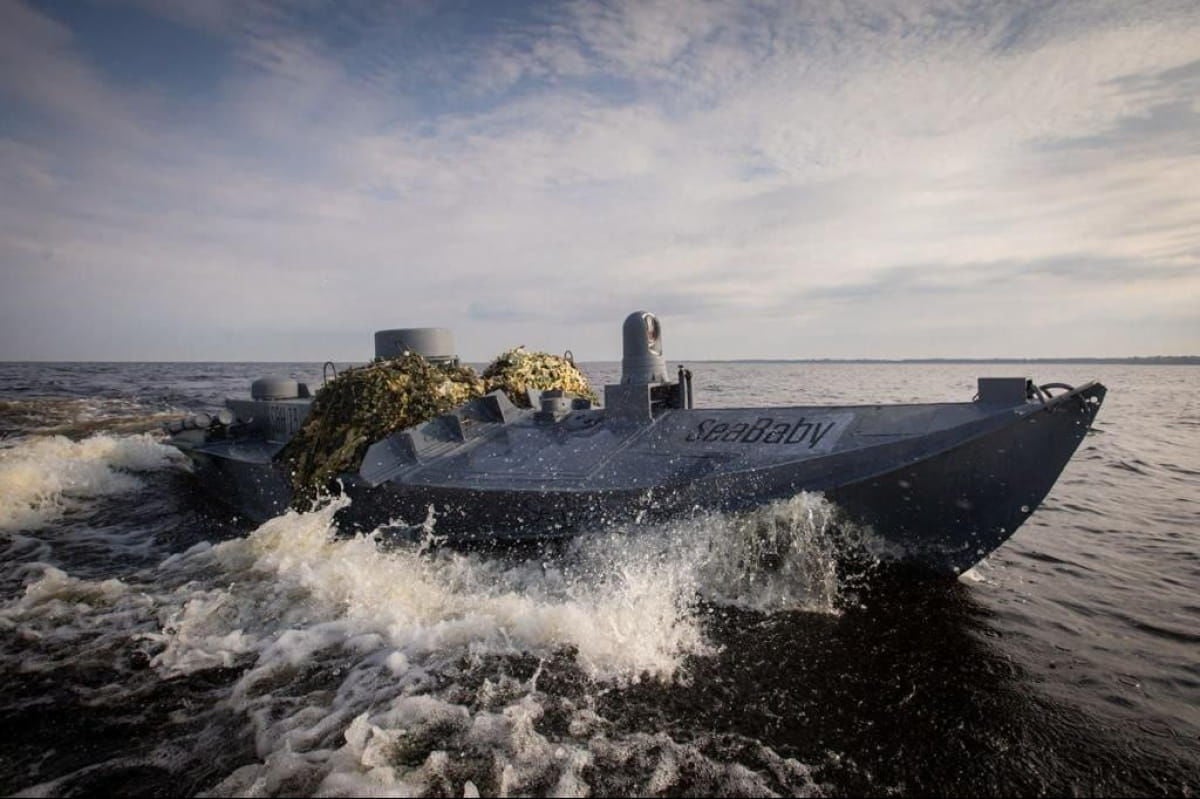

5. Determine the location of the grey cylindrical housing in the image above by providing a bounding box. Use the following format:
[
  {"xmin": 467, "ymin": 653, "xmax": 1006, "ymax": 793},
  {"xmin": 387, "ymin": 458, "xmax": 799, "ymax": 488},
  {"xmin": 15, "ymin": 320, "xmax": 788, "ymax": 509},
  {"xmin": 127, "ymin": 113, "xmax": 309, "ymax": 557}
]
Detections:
[
  {"xmin": 374, "ymin": 328, "xmax": 457, "ymax": 362},
  {"xmin": 251, "ymin": 377, "xmax": 300, "ymax": 400},
  {"xmin": 621, "ymin": 311, "xmax": 668, "ymax": 384}
]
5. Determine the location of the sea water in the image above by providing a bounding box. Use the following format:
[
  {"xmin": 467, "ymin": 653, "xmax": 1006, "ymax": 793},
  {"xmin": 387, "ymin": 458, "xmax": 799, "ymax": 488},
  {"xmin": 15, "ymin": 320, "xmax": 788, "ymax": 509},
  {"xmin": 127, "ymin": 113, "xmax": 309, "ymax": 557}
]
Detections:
[{"xmin": 0, "ymin": 361, "xmax": 1196, "ymax": 796}]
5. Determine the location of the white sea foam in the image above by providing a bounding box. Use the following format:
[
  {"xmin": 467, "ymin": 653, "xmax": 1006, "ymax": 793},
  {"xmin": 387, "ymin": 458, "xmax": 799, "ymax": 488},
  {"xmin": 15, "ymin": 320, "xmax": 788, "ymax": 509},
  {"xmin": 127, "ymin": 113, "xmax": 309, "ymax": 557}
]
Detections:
[
  {"xmin": 10, "ymin": 564, "xmax": 131, "ymax": 609},
  {"xmin": 960, "ymin": 565, "xmax": 989, "ymax": 583},
  {"xmin": 209, "ymin": 683, "xmax": 823, "ymax": 797},
  {"xmin": 133, "ymin": 495, "xmax": 835, "ymax": 795},
  {"xmin": 0, "ymin": 433, "xmax": 184, "ymax": 530},
  {"xmin": 0, "ymin": 564, "xmax": 162, "ymax": 679},
  {"xmin": 149, "ymin": 496, "xmax": 710, "ymax": 682},
  {"xmin": 1, "ymin": 489, "xmax": 834, "ymax": 796},
  {"xmin": 690, "ymin": 493, "xmax": 842, "ymax": 613}
]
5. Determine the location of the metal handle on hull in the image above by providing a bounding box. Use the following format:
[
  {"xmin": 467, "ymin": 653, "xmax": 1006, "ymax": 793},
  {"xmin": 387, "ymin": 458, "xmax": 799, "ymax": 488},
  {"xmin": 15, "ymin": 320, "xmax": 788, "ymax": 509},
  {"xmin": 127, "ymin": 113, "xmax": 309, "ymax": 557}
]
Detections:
[
  {"xmin": 1034, "ymin": 381, "xmax": 1101, "ymax": 416},
  {"xmin": 1028, "ymin": 382, "xmax": 1075, "ymax": 404},
  {"xmin": 1037, "ymin": 382, "xmax": 1075, "ymax": 401}
]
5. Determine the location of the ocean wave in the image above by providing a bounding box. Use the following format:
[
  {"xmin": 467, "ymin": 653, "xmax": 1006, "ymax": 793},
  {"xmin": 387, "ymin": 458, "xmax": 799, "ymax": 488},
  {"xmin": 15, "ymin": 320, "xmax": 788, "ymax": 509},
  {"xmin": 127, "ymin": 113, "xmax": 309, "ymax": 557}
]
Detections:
[
  {"xmin": 0, "ymin": 434, "xmax": 185, "ymax": 531},
  {"xmin": 1, "ymin": 489, "xmax": 838, "ymax": 796},
  {"xmin": 125, "ymin": 494, "xmax": 839, "ymax": 795}
]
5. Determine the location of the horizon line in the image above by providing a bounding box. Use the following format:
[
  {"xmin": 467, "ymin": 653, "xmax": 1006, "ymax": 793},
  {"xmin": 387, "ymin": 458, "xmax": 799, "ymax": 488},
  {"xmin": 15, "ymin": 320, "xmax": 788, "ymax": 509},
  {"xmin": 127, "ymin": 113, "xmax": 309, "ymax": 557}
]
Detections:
[{"xmin": 2, "ymin": 356, "xmax": 1198, "ymax": 365}]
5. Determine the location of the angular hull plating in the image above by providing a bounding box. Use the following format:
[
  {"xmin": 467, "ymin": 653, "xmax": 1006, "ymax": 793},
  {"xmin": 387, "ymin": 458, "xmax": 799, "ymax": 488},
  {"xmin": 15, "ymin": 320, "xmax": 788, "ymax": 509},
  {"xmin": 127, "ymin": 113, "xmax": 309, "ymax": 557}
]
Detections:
[{"xmin": 173, "ymin": 380, "xmax": 1104, "ymax": 577}]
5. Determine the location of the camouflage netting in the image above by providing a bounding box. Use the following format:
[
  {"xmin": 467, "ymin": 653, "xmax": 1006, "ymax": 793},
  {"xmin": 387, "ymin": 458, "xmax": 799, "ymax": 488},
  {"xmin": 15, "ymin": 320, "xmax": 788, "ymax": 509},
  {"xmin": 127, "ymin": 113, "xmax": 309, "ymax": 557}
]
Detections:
[
  {"xmin": 482, "ymin": 347, "xmax": 598, "ymax": 408},
  {"xmin": 277, "ymin": 348, "xmax": 597, "ymax": 508},
  {"xmin": 278, "ymin": 354, "xmax": 484, "ymax": 509}
]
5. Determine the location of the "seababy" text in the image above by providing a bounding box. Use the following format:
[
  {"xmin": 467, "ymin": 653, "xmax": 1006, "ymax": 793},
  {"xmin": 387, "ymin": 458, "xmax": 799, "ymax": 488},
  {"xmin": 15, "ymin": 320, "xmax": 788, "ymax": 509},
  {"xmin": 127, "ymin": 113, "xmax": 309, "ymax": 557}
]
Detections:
[{"xmin": 684, "ymin": 417, "xmax": 839, "ymax": 448}]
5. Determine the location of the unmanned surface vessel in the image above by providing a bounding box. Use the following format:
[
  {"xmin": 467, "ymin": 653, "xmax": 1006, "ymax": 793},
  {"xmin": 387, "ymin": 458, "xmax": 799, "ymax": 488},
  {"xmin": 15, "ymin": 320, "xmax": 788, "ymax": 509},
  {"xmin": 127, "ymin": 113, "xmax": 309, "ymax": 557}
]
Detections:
[{"xmin": 167, "ymin": 312, "xmax": 1105, "ymax": 575}]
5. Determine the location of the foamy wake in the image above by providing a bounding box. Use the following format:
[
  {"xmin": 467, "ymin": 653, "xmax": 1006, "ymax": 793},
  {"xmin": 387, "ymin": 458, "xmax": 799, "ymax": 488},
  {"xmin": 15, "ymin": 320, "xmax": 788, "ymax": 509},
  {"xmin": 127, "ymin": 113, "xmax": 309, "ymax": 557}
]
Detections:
[
  {"xmin": 153, "ymin": 497, "xmax": 831, "ymax": 795},
  {"xmin": 146, "ymin": 495, "xmax": 708, "ymax": 683},
  {"xmin": 0, "ymin": 433, "xmax": 185, "ymax": 531},
  {"xmin": 4, "ymin": 494, "xmax": 835, "ymax": 796},
  {"xmin": 676, "ymin": 492, "xmax": 842, "ymax": 613}
]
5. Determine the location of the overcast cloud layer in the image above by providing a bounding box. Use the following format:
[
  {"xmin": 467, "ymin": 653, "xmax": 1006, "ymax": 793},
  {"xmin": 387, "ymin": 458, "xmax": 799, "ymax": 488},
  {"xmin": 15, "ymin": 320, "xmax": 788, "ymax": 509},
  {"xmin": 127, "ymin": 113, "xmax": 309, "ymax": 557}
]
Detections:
[{"xmin": 1, "ymin": 0, "xmax": 1198, "ymax": 360}]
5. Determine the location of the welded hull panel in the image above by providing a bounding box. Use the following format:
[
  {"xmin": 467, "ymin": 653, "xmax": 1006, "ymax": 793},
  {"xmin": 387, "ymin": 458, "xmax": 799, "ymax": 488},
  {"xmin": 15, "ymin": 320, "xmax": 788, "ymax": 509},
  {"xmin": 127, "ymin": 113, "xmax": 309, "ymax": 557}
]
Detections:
[{"xmin": 174, "ymin": 383, "xmax": 1105, "ymax": 576}]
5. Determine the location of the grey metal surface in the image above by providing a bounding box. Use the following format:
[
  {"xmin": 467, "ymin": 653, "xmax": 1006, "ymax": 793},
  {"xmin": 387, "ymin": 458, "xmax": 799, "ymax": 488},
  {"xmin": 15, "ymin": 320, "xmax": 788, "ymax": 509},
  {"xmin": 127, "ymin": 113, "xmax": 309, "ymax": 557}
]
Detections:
[
  {"xmin": 227, "ymin": 397, "xmax": 313, "ymax": 442},
  {"xmin": 620, "ymin": 311, "xmax": 668, "ymax": 384},
  {"xmin": 976, "ymin": 377, "xmax": 1031, "ymax": 405},
  {"xmin": 356, "ymin": 392, "xmax": 1028, "ymax": 492},
  {"xmin": 165, "ymin": 312, "xmax": 1106, "ymax": 577},
  {"xmin": 251, "ymin": 377, "xmax": 301, "ymax": 400},
  {"xmin": 374, "ymin": 327, "xmax": 457, "ymax": 362}
]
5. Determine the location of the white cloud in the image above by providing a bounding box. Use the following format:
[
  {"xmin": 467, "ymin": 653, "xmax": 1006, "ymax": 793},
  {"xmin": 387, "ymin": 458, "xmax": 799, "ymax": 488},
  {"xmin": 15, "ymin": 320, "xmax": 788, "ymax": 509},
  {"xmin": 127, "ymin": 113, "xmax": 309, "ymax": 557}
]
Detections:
[{"xmin": 1, "ymin": 0, "xmax": 1198, "ymax": 359}]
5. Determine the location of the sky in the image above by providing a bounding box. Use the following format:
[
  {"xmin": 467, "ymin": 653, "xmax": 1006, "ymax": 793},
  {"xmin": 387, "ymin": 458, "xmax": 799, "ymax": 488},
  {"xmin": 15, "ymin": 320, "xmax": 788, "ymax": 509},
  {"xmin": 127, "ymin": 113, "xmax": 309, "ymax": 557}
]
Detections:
[{"xmin": 1, "ymin": 0, "xmax": 1198, "ymax": 361}]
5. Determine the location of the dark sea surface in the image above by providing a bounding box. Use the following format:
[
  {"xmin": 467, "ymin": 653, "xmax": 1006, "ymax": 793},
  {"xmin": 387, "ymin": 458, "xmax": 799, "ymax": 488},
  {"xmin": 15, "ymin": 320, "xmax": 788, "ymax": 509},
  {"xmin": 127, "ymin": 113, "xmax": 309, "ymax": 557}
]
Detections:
[{"xmin": 0, "ymin": 361, "xmax": 1196, "ymax": 797}]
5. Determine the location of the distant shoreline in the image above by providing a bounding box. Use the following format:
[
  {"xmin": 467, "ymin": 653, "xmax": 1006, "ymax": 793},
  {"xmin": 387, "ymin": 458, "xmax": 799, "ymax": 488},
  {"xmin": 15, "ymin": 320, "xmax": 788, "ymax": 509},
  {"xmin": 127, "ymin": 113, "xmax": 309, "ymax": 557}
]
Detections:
[
  {"xmin": 695, "ymin": 356, "xmax": 1200, "ymax": 365},
  {"xmin": 1, "ymin": 356, "xmax": 1198, "ymax": 365}
]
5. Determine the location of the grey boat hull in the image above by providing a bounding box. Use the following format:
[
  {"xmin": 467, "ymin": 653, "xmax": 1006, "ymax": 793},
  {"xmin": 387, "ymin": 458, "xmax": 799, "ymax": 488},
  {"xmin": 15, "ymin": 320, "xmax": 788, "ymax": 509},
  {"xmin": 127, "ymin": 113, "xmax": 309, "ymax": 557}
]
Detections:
[{"xmin": 175, "ymin": 381, "xmax": 1105, "ymax": 577}]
